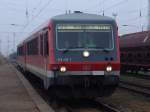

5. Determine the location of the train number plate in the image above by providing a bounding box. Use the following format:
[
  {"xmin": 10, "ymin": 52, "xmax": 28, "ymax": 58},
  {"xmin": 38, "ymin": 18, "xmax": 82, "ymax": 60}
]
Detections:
[{"xmin": 92, "ymin": 71, "xmax": 104, "ymax": 75}]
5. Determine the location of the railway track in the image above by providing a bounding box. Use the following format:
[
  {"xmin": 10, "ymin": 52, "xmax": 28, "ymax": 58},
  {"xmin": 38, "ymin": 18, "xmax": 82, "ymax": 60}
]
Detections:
[
  {"xmin": 119, "ymin": 81, "xmax": 150, "ymax": 97},
  {"xmin": 51, "ymin": 99, "xmax": 121, "ymax": 112},
  {"xmin": 95, "ymin": 101, "xmax": 121, "ymax": 112},
  {"xmin": 122, "ymin": 73, "xmax": 150, "ymax": 80},
  {"xmin": 15, "ymin": 67, "xmax": 121, "ymax": 112}
]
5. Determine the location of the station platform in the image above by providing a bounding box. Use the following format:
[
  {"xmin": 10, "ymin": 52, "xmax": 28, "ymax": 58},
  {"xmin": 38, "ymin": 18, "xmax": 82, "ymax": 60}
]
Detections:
[{"xmin": 0, "ymin": 57, "xmax": 54, "ymax": 112}]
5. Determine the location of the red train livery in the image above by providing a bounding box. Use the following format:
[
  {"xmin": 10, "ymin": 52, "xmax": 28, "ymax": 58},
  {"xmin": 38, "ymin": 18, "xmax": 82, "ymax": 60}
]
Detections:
[
  {"xmin": 17, "ymin": 12, "xmax": 120, "ymax": 98},
  {"xmin": 120, "ymin": 31, "xmax": 150, "ymax": 73}
]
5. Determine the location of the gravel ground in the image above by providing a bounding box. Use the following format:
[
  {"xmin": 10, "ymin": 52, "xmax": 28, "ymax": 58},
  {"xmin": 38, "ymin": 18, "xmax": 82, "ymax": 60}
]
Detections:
[
  {"xmin": 0, "ymin": 58, "xmax": 3, "ymax": 65},
  {"xmin": 0, "ymin": 57, "xmax": 7, "ymax": 65},
  {"xmin": 101, "ymin": 88, "xmax": 150, "ymax": 112},
  {"xmin": 120, "ymin": 75, "xmax": 150, "ymax": 89}
]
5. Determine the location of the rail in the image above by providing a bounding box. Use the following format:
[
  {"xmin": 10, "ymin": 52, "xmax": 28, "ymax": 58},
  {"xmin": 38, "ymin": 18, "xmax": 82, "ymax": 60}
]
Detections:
[{"xmin": 119, "ymin": 81, "xmax": 150, "ymax": 97}]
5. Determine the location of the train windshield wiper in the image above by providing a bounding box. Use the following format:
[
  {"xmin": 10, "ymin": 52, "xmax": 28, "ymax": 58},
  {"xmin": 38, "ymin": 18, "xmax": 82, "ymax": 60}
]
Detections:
[
  {"xmin": 62, "ymin": 48, "xmax": 70, "ymax": 53},
  {"xmin": 88, "ymin": 46, "xmax": 110, "ymax": 53},
  {"xmin": 62, "ymin": 47, "xmax": 76, "ymax": 53},
  {"xmin": 62, "ymin": 46, "xmax": 110, "ymax": 53},
  {"xmin": 102, "ymin": 48, "xmax": 110, "ymax": 53},
  {"xmin": 62, "ymin": 46, "xmax": 85, "ymax": 53}
]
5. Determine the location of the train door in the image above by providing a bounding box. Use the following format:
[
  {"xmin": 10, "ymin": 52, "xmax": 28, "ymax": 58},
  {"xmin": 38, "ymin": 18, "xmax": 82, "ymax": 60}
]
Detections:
[
  {"xmin": 42, "ymin": 30, "xmax": 50, "ymax": 89},
  {"xmin": 22, "ymin": 43, "xmax": 27, "ymax": 71},
  {"xmin": 43, "ymin": 30, "xmax": 49, "ymax": 71},
  {"xmin": 24, "ymin": 43, "xmax": 27, "ymax": 71},
  {"xmin": 40, "ymin": 33, "xmax": 44, "ymax": 67},
  {"xmin": 40, "ymin": 30, "xmax": 49, "ymax": 72}
]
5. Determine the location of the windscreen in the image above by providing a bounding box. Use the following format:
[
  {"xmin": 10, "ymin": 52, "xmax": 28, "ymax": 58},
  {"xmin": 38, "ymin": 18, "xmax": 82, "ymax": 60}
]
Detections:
[{"xmin": 56, "ymin": 24, "xmax": 114, "ymax": 50}]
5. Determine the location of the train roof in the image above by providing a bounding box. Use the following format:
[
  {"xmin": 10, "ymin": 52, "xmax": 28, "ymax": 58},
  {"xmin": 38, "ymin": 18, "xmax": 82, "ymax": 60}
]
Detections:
[
  {"xmin": 18, "ymin": 12, "xmax": 115, "ymax": 47},
  {"xmin": 119, "ymin": 31, "xmax": 150, "ymax": 48},
  {"xmin": 51, "ymin": 12, "xmax": 115, "ymax": 22},
  {"xmin": 17, "ymin": 20, "xmax": 50, "ymax": 47}
]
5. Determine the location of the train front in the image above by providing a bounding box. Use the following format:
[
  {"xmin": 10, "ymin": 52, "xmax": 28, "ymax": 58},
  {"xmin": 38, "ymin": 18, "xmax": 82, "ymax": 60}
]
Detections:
[{"xmin": 50, "ymin": 13, "xmax": 120, "ymax": 98}]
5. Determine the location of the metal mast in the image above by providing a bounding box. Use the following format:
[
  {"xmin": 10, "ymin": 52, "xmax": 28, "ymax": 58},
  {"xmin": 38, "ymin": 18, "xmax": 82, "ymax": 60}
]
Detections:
[{"xmin": 148, "ymin": 0, "xmax": 150, "ymax": 30}]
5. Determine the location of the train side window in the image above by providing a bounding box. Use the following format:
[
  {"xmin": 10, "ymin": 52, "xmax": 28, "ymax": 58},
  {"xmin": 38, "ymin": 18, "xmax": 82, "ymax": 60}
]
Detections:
[
  {"xmin": 128, "ymin": 53, "xmax": 132, "ymax": 57},
  {"xmin": 34, "ymin": 37, "xmax": 38, "ymax": 55},
  {"xmin": 144, "ymin": 52, "xmax": 147, "ymax": 58},
  {"xmin": 40, "ymin": 35, "xmax": 44, "ymax": 55},
  {"xmin": 18, "ymin": 46, "xmax": 24, "ymax": 56},
  {"xmin": 134, "ymin": 53, "xmax": 137, "ymax": 58},
  {"xmin": 44, "ymin": 31, "xmax": 49, "ymax": 56},
  {"xmin": 17, "ymin": 47, "xmax": 20, "ymax": 56},
  {"xmin": 147, "ymin": 52, "xmax": 150, "ymax": 57},
  {"xmin": 27, "ymin": 37, "xmax": 38, "ymax": 55},
  {"xmin": 138, "ymin": 53, "xmax": 141, "ymax": 58},
  {"xmin": 121, "ymin": 53, "xmax": 123, "ymax": 57}
]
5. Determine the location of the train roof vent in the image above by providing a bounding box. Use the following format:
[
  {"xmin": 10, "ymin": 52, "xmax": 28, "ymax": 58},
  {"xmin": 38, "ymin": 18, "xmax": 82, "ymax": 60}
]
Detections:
[{"xmin": 74, "ymin": 11, "xmax": 83, "ymax": 13}]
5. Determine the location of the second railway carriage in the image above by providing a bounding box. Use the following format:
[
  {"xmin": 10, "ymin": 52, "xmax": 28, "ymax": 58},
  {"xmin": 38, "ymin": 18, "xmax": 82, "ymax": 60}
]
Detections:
[
  {"xmin": 17, "ymin": 12, "xmax": 120, "ymax": 98},
  {"xmin": 120, "ymin": 31, "xmax": 150, "ymax": 73}
]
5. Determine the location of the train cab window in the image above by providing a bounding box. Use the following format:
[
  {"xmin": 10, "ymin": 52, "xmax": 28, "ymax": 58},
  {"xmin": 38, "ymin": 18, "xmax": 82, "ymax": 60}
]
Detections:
[
  {"xmin": 56, "ymin": 24, "xmax": 113, "ymax": 50},
  {"xmin": 44, "ymin": 31, "xmax": 49, "ymax": 56}
]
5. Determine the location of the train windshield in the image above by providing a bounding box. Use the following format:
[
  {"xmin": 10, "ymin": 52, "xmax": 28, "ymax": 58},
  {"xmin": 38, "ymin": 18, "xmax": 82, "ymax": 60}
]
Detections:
[{"xmin": 56, "ymin": 24, "xmax": 114, "ymax": 50}]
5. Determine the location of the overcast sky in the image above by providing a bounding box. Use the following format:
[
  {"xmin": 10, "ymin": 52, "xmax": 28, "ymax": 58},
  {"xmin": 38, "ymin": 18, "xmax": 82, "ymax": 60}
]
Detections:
[{"xmin": 0, "ymin": 0, "xmax": 149, "ymax": 55}]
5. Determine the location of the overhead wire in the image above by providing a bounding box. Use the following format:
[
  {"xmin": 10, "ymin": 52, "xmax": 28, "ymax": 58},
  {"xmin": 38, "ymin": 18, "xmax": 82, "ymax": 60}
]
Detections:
[
  {"xmin": 119, "ymin": 9, "xmax": 148, "ymax": 23},
  {"xmin": 28, "ymin": 0, "xmax": 54, "ymax": 23},
  {"xmin": 1, "ymin": 0, "xmax": 148, "ymax": 35},
  {"xmin": 118, "ymin": 13, "xmax": 148, "ymax": 28},
  {"xmin": 20, "ymin": 0, "xmax": 54, "ymax": 36},
  {"xmin": 82, "ymin": 0, "xmax": 128, "ymax": 16},
  {"xmin": 99, "ymin": 0, "xmax": 128, "ymax": 13},
  {"xmin": 82, "ymin": 0, "xmax": 111, "ymax": 11},
  {"xmin": 118, "ymin": 6, "xmax": 147, "ymax": 16},
  {"xmin": 1, "ymin": 1, "xmax": 25, "ymax": 7},
  {"xmin": 31, "ymin": 0, "xmax": 42, "ymax": 16},
  {"xmin": 0, "ymin": 31, "xmax": 28, "ymax": 33}
]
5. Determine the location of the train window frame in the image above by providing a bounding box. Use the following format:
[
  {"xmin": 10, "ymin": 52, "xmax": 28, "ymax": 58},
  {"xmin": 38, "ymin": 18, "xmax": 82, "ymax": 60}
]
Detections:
[
  {"xmin": 147, "ymin": 52, "xmax": 150, "ymax": 57},
  {"xmin": 43, "ymin": 31, "xmax": 49, "ymax": 56},
  {"xmin": 17, "ymin": 45, "xmax": 24, "ymax": 56},
  {"xmin": 27, "ymin": 37, "xmax": 39, "ymax": 55},
  {"xmin": 40, "ymin": 34, "xmax": 44, "ymax": 56},
  {"xmin": 55, "ymin": 24, "xmax": 115, "ymax": 51},
  {"xmin": 137, "ymin": 53, "xmax": 141, "ymax": 58}
]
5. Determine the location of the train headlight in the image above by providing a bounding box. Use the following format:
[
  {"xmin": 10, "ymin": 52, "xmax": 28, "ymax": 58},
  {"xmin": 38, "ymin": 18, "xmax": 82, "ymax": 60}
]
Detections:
[
  {"xmin": 83, "ymin": 51, "xmax": 90, "ymax": 57},
  {"xmin": 60, "ymin": 66, "xmax": 67, "ymax": 72},
  {"xmin": 106, "ymin": 66, "xmax": 112, "ymax": 72}
]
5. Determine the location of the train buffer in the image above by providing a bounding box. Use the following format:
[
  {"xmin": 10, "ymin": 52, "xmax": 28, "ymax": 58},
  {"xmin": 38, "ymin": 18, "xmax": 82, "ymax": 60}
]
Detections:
[{"xmin": 0, "ymin": 58, "xmax": 54, "ymax": 112}]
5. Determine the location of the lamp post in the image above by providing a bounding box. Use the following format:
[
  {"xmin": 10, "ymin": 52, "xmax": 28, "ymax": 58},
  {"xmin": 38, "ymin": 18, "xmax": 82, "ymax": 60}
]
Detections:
[
  {"xmin": 10, "ymin": 24, "xmax": 25, "ymax": 27},
  {"xmin": 10, "ymin": 24, "xmax": 25, "ymax": 53},
  {"xmin": 13, "ymin": 32, "xmax": 15, "ymax": 52}
]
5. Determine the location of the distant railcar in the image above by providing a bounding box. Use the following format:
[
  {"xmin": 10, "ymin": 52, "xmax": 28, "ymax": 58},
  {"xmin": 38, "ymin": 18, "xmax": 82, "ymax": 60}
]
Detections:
[
  {"xmin": 120, "ymin": 31, "xmax": 150, "ymax": 73},
  {"xmin": 17, "ymin": 12, "xmax": 120, "ymax": 98}
]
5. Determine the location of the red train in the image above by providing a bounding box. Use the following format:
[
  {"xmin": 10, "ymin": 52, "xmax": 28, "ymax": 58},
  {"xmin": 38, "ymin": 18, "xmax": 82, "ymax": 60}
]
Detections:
[
  {"xmin": 120, "ymin": 31, "xmax": 150, "ymax": 73},
  {"xmin": 17, "ymin": 12, "xmax": 120, "ymax": 98}
]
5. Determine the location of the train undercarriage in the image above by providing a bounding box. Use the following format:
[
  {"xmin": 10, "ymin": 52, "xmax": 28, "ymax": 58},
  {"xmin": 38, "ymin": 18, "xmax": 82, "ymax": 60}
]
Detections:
[{"xmin": 45, "ymin": 74, "xmax": 119, "ymax": 99}]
